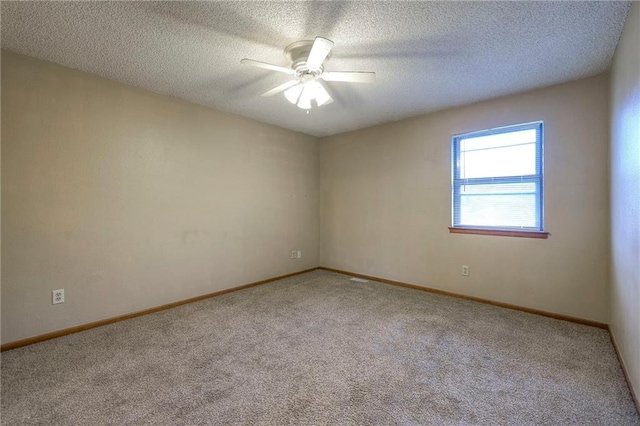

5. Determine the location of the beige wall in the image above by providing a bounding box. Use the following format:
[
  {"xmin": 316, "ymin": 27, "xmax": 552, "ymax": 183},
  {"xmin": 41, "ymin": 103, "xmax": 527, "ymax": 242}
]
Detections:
[
  {"xmin": 320, "ymin": 74, "xmax": 610, "ymax": 323},
  {"xmin": 0, "ymin": 45, "xmax": 623, "ymax": 345},
  {"xmin": 610, "ymin": 1, "xmax": 640, "ymax": 399},
  {"xmin": 1, "ymin": 51, "xmax": 320, "ymax": 344}
]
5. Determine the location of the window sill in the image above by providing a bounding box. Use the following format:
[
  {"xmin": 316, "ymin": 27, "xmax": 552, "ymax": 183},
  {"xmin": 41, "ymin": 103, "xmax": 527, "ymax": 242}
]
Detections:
[{"xmin": 448, "ymin": 227, "xmax": 549, "ymax": 239}]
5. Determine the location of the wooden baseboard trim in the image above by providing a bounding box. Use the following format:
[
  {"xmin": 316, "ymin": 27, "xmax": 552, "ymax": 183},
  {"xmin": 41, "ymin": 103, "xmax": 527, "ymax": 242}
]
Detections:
[
  {"xmin": 318, "ymin": 267, "xmax": 608, "ymax": 329},
  {"xmin": 609, "ymin": 328, "xmax": 640, "ymax": 415},
  {"xmin": 0, "ymin": 267, "xmax": 319, "ymax": 352}
]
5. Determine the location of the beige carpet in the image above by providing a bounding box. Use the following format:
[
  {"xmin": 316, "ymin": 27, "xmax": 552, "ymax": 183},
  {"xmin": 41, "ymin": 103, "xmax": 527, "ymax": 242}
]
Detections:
[{"xmin": 1, "ymin": 270, "xmax": 638, "ymax": 425}]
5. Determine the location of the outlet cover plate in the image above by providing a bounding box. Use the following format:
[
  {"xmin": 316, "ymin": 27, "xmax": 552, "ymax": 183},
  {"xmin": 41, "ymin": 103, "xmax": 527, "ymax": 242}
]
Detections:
[{"xmin": 52, "ymin": 289, "xmax": 65, "ymax": 305}]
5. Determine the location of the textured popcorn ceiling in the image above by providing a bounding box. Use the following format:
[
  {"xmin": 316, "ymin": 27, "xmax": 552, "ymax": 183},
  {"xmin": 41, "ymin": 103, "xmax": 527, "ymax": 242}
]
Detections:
[{"xmin": 1, "ymin": 1, "xmax": 631, "ymax": 137}]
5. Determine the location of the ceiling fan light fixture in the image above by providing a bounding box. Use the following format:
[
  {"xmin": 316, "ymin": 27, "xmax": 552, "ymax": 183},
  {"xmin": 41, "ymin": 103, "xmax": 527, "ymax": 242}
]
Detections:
[
  {"xmin": 314, "ymin": 83, "xmax": 332, "ymax": 106},
  {"xmin": 297, "ymin": 86, "xmax": 313, "ymax": 109},
  {"xmin": 303, "ymin": 80, "xmax": 320, "ymax": 97},
  {"xmin": 284, "ymin": 84, "xmax": 303, "ymax": 104},
  {"xmin": 284, "ymin": 80, "xmax": 328, "ymax": 109}
]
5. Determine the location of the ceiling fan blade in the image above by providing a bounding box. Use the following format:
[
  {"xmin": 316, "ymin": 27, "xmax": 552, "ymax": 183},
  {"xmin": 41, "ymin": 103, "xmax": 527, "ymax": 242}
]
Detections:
[
  {"xmin": 307, "ymin": 37, "xmax": 334, "ymax": 69},
  {"xmin": 261, "ymin": 80, "xmax": 299, "ymax": 97},
  {"xmin": 241, "ymin": 58, "xmax": 295, "ymax": 75},
  {"xmin": 322, "ymin": 71, "xmax": 376, "ymax": 83}
]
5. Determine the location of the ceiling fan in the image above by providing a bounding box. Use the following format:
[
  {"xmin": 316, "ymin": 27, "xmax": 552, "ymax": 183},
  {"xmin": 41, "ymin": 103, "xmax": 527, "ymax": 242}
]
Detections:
[{"xmin": 241, "ymin": 37, "xmax": 375, "ymax": 110}]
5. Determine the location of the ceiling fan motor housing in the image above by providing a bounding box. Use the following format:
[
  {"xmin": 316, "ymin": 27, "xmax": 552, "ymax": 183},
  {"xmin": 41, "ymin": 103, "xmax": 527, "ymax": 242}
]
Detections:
[{"xmin": 285, "ymin": 40, "xmax": 328, "ymax": 77}]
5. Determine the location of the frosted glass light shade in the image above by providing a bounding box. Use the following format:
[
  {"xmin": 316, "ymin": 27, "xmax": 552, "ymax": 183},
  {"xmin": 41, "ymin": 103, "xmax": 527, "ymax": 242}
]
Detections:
[
  {"xmin": 297, "ymin": 86, "xmax": 313, "ymax": 109},
  {"xmin": 283, "ymin": 79, "xmax": 333, "ymax": 109},
  {"xmin": 284, "ymin": 84, "xmax": 303, "ymax": 104}
]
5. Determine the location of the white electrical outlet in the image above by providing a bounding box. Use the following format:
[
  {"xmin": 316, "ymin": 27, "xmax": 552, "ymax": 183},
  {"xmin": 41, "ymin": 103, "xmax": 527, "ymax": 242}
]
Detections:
[
  {"xmin": 291, "ymin": 250, "xmax": 297, "ymax": 259},
  {"xmin": 461, "ymin": 265, "xmax": 470, "ymax": 277},
  {"xmin": 52, "ymin": 289, "xmax": 65, "ymax": 305},
  {"xmin": 297, "ymin": 250, "xmax": 302, "ymax": 258}
]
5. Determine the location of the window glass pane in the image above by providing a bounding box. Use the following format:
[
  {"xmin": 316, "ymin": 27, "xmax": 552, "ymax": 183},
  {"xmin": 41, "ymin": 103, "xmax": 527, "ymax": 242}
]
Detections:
[
  {"xmin": 456, "ymin": 183, "xmax": 539, "ymax": 228},
  {"xmin": 460, "ymin": 142, "xmax": 536, "ymax": 179},
  {"xmin": 460, "ymin": 196, "xmax": 537, "ymax": 228}
]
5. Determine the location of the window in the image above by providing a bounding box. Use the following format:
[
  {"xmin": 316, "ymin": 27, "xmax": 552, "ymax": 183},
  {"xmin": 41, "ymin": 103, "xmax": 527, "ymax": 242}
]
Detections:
[{"xmin": 451, "ymin": 122, "xmax": 546, "ymax": 238}]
